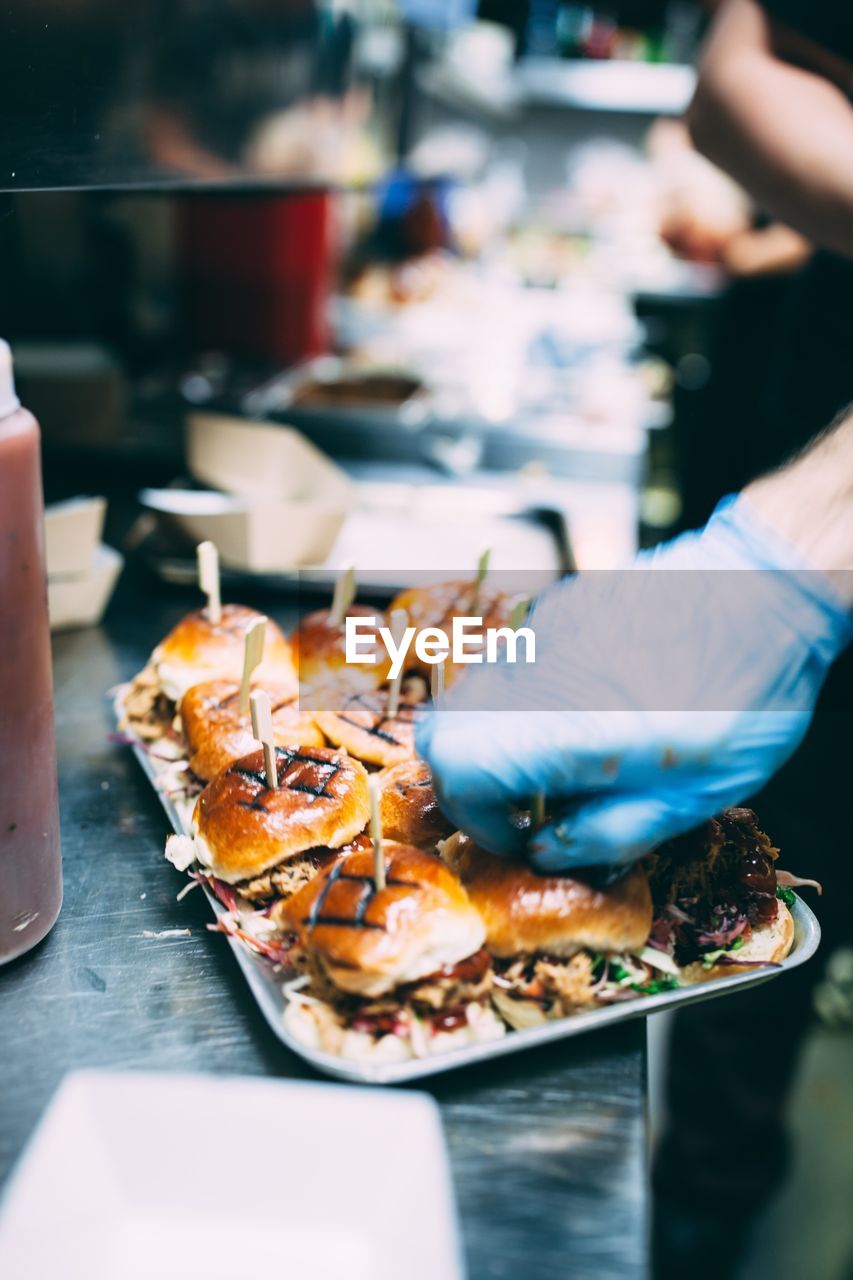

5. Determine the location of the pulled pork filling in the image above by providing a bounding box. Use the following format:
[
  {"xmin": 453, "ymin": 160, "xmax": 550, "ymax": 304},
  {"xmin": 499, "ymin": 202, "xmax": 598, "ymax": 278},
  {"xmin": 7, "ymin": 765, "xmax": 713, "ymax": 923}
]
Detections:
[
  {"xmin": 304, "ymin": 948, "xmax": 494, "ymax": 1037},
  {"xmin": 644, "ymin": 807, "xmax": 781, "ymax": 967},
  {"xmin": 494, "ymin": 948, "xmax": 678, "ymax": 1014},
  {"xmin": 242, "ymin": 850, "xmax": 341, "ymax": 907},
  {"xmin": 120, "ymin": 664, "xmax": 177, "ymax": 743},
  {"xmin": 495, "ymin": 952, "xmax": 597, "ymax": 1012}
]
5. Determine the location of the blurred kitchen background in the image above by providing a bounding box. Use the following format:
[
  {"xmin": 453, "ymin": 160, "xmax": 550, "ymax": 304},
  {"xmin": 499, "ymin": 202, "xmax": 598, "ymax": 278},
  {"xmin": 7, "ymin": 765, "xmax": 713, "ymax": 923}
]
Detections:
[
  {"xmin": 2, "ymin": 0, "xmax": 768, "ymax": 601},
  {"xmin": 0, "ymin": 3, "xmax": 850, "ymax": 1275}
]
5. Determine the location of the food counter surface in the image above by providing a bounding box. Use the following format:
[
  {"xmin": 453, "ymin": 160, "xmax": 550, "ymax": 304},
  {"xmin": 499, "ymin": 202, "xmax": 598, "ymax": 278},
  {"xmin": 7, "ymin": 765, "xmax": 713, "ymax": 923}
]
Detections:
[{"xmin": 0, "ymin": 572, "xmax": 648, "ymax": 1280}]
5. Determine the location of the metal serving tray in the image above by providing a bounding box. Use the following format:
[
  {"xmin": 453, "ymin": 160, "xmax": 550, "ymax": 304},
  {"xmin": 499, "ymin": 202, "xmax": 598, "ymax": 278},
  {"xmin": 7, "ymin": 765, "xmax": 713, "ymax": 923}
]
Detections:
[{"xmin": 126, "ymin": 729, "xmax": 821, "ymax": 1086}]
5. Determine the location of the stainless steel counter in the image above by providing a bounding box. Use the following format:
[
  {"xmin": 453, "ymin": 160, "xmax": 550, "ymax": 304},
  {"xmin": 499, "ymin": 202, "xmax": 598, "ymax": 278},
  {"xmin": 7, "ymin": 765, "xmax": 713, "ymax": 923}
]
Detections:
[{"xmin": 0, "ymin": 570, "xmax": 648, "ymax": 1280}]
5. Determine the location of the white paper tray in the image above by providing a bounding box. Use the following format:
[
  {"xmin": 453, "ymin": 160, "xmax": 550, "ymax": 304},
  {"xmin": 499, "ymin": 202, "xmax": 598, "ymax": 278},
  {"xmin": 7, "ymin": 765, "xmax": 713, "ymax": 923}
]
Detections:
[{"xmin": 125, "ymin": 725, "xmax": 821, "ymax": 1086}]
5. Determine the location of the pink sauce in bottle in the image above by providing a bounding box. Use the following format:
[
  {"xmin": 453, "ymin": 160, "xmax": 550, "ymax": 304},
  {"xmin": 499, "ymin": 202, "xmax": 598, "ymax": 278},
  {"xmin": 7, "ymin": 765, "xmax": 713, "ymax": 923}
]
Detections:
[{"xmin": 0, "ymin": 339, "xmax": 62, "ymax": 962}]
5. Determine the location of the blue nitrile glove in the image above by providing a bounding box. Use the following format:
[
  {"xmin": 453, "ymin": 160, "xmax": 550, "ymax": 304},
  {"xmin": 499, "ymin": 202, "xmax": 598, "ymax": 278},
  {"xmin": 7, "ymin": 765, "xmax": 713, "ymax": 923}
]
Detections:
[{"xmin": 416, "ymin": 496, "xmax": 852, "ymax": 870}]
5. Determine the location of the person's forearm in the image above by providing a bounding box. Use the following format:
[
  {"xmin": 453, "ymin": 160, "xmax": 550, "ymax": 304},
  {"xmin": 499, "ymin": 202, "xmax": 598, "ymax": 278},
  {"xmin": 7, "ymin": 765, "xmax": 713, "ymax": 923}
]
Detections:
[
  {"xmin": 688, "ymin": 0, "xmax": 853, "ymax": 259},
  {"xmin": 745, "ymin": 411, "xmax": 853, "ymax": 601}
]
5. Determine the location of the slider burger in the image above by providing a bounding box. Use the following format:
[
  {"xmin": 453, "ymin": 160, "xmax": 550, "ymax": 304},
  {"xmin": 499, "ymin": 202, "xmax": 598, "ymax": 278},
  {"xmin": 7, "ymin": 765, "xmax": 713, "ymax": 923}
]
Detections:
[
  {"xmin": 442, "ymin": 832, "xmax": 657, "ymax": 1030},
  {"xmin": 645, "ymin": 807, "xmax": 803, "ymax": 982},
  {"xmin": 313, "ymin": 689, "xmax": 423, "ymax": 768},
  {"xmin": 166, "ymin": 743, "xmax": 370, "ymax": 908},
  {"xmin": 180, "ymin": 679, "xmax": 323, "ymax": 783},
  {"xmin": 121, "ymin": 605, "xmax": 296, "ymax": 744},
  {"xmin": 292, "ymin": 604, "xmax": 390, "ymax": 706},
  {"xmin": 387, "ymin": 579, "xmax": 513, "ymax": 686},
  {"xmin": 375, "ymin": 759, "xmax": 453, "ymax": 850},
  {"xmin": 280, "ymin": 843, "xmax": 506, "ymax": 1062}
]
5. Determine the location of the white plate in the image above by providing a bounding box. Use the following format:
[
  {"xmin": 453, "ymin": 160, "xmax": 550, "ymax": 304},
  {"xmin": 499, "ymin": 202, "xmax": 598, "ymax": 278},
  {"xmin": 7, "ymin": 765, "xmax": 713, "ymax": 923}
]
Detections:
[{"xmin": 0, "ymin": 1071, "xmax": 465, "ymax": 1280}]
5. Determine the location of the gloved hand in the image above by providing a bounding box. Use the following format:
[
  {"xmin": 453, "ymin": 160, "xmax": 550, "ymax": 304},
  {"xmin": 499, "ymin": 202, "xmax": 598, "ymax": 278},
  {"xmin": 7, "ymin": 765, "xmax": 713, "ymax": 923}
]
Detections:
[{"xmin": 416, "ymin": 496, "xmax": 852, "ymax": 870}]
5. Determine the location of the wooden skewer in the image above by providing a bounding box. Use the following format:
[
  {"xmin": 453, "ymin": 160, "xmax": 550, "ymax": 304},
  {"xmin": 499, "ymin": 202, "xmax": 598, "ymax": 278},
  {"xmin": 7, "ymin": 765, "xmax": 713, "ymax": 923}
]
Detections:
[
  {"xmin": 430, "ymin": 658, "xmax": 446, "ymax": 705},
  {"xmin": 385, "ymin": 606, "xmax": 408, "ymax": 721},
  {"xmin": 367, "ymin": 774, "xmax": 386, "ymax": 891},
  {"xmin": 530, "ymin": 792, "xmax": 546, "ymax": 830},
  {"xmin": 239, "ymin": 616, "xmax": 267, "ymax": 715},
  {"xmin": 507, "ymin": 597, "xmax": 530, "ymax": 631},
  {"xmin": 197, "ymin": 541, "xmax": 222, "ymax": 625},
  {"xmin": 329, "ymin": 565, "xmax": 357, "ymax": 629},
  {"xmin": 470, "ymin": 548, "xmax": 491, "ymax": 618},
  {"xmin": 250, "ymin": 689, "xmax": 278, "ymax": 790}
]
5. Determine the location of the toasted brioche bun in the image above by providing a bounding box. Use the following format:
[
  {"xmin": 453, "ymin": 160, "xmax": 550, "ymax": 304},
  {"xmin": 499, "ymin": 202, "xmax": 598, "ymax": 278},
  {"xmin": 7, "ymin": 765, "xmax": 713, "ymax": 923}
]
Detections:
[
  {"xmin": 442, "ymin": 832, "xmax": 653, "ymax": 958},
  {"xmin": 281, "ymin": 843, "xmax": 486, "ymax": 998},
  {"xmin": 387, "ymin": 580, "xmax": 513, "ymax": 684},
  {"xmin": 152, "ymin": 605, "xmax": 296, "ymax": 702},
  {"xmin": 377, "ymin": 760, "xmax": 452, "ymax": 849},
  {"xmin": 292, "ymin": 605, "xmax": 390, "ymax": 703},
  {"xmin": 681, "ymin": 901, "xmax": 794, "ymax": 984},
  {"xmin": 180, "ymin": 679, "xmax": 324, "ymax": 781},
  {"xmin": 193, "ymin": 745, "xmax": 369, "ymax": 883},
  {"xmin": 314, "ymin": 690, "xmax": 422, "ymax": 767}
]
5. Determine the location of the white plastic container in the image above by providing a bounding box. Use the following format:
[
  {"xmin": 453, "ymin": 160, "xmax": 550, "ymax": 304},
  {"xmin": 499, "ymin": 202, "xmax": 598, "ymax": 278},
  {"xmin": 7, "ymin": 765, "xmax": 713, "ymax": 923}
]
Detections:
[
  {"xmin": 47, "ymin": 543, "xmax": 123, "ymax": 632},
  {"xmin": 44, "ymin": 496, "xmax": 106, "ymax": 578}
]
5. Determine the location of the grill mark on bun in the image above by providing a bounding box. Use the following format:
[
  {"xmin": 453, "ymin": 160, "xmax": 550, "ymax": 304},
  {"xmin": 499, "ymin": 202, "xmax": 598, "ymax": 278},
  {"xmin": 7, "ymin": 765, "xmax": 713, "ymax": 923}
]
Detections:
[
  {"xmin": 337, "ymin": 712, "xmax": 405, "ymax": 746},
  {"xmin": 232, "ymin": 765, "xmax": 270, "ymax": 788},
  {"xmin": 307, "ymin": 860, "xmax": 358, "ymax": 930},
  {"xmin": 287, "ymin": 778, "xmax": 340, "ymax": 796},
  {"xmin": 355, "ymin": 692, "xmax": 419, "ymax": 722},
  {"xmin": 193, "ymin": 744, "xmax": 370, "ymax": 884},
  {"xmin": 395, "ymin": 778, "xmax": 431, "ymax": 795},
  {"xmin": 337, "ymin": 872, "xmax": 421, "ymax": 888},
  {"xmin": 212, "ymin": 689, "xmax": 295, "ymax": 716},
  {"xmin": 303, "ymin": 862, "xmax": 423, "ymax": 934},
  {"xmin": 213, "ymin": 689, "xmax": 240, "ymax": 711},
  {"xmin": 314, "ymin": 694, "xmax": 421, "ymax": 767},
  {"xmin": 230, "ymin": 747, "xmax": 343, "ymax": 800},
  {"xmin": 335, "ymin": 692, "xmax": 418, "ymax": 746}
]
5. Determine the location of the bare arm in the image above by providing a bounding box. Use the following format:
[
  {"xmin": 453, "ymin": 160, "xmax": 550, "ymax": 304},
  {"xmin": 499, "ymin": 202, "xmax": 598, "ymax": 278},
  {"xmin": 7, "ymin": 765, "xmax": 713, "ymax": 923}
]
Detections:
[
  {"xmin": 746, "ymin": 410, "xmax": 853, "ymax": 600},
  {"xmin": 688, "ymin": 0, "xmax": 853, "ymax": 258}
]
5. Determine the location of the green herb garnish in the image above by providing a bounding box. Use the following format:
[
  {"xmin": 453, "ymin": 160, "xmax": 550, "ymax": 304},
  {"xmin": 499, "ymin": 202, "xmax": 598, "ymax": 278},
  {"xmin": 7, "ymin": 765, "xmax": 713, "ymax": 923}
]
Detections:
[
  {"xmin": 633, "ymin": 976, "xmax": 679, "ymax": 995},
  {"xmin": 776, "ymin": 886, "xmax": 796, "ymax": 907},
  {"xmin": 701, "ymin": 935, "xmax": 746, "ymax": 967}
]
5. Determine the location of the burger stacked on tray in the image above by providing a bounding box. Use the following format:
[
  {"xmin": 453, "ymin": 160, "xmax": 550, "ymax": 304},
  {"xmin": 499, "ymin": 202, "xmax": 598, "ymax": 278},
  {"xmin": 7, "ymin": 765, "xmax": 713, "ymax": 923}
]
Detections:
[
  {"xmin": 118, "ymin": 573, "xmax": 476, "ymax": 978},
  {"xmin": 118, "ymin": 562, "xmax": 818, "ymax": 1065}
]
